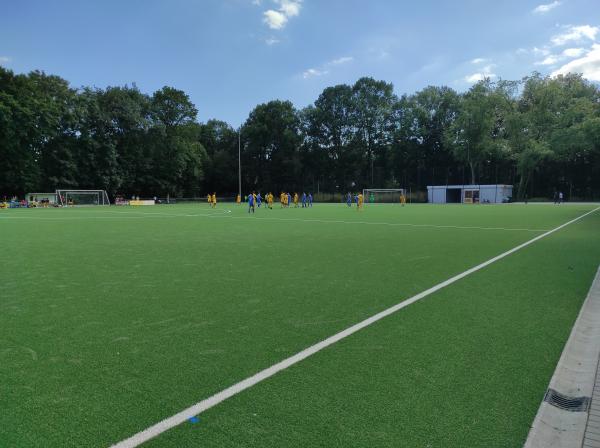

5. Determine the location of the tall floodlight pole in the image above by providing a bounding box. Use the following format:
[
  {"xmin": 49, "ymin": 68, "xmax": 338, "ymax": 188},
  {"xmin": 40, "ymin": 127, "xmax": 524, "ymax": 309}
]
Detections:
[{"xmin": 238, "ymin": 127, "xmax": 242, "ymax": 199}]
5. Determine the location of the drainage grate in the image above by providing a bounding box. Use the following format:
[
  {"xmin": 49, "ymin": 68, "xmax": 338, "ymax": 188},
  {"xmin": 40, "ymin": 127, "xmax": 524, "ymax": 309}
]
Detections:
[{"xmin": 543, "ymin": 388, "xmax": 590, "ymax": 412}]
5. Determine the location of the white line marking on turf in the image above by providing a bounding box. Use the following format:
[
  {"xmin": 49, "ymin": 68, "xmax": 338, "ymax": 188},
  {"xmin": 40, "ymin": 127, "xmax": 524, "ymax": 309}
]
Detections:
[
  {"xmin": 1, "ymin": 211, "xmax": 550, "ymax": 232},
  {"xmin": 0, "ymin": 209, "xmax": 232, "ymax": 220},
  {"xmin": 110, "ymin": 206, "xmax": 599, "ymax": 448},
  {"xmin": 228, "ymin": 215, "xmax": 551, "ymax": 232},
  {"xmin": 6, "ymin": 208, "xmax": 554, "ymax": 232}
]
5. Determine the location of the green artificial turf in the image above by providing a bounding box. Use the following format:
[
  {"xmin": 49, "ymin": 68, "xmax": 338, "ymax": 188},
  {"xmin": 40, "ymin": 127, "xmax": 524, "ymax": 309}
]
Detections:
[{"xmin": 1, "ymin": 203, "xmax": 598, "ymax": 447}]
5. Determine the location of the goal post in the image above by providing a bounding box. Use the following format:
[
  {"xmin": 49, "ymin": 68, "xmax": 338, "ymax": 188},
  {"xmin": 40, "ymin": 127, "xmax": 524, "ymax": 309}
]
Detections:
[
  {"xmin": 362, "ymin": 188, "xmax": 407, "ymax": 205},
  {"xmin": 56, "ymin": 189, "xmax": 110, "ymax": 206}
]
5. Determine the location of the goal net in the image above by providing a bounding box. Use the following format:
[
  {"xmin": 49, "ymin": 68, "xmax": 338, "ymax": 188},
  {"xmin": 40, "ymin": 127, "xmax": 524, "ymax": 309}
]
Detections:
[
  {"xmin": 362, "ymin": 188, "xmax": 407, "ymax": 205},
  {"xmin": 56, "ymin": 189, "xmax": 110, "ymax": 206}
]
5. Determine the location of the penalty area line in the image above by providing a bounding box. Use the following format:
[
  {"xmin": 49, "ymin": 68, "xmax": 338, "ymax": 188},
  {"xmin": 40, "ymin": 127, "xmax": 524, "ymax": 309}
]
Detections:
[{"xmin": 110, "ymin": 206, "xmax": 600, "ymax": 448}]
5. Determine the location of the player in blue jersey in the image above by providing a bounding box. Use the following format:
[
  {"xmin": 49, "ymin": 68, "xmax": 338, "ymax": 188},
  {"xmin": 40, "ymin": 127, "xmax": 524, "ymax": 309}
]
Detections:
[
  {"xmin": 256, "ymin": 192, "xmax": 262, "ymax": 208},
  {"xmin": 248, "ymin": 192, "xmax": 255, "ymax": 214},
  {"xmin": 308, "ymin": 193, "xmax": 313, "ymax": 207},
  {"xmin": 346, "ymin": 192, "xmax": 352, "ymax": 207}
]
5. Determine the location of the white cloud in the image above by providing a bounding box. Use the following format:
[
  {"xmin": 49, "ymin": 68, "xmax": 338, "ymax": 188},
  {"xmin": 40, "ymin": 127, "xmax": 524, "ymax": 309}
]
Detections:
[
  {"xmin": 263, "ymin": 10, "xmax": 288, "ymax": 29},
  {"xmin": 471, "ymin": 58, "xmax": 487, "ymax": 64},
  {"xmin": 551, "ymin": 25, "xmax": 599, "ymax": 46},
  {"xmin": 533, "ymin": 1, "xmax": 561, "ymax": 14},
  {"xmin": 533, "ymin": 46, "xmax": 551, "ymax": 56},
  {"xmin": 301, "ymin": 55, "xmax": 354, "ymax": 80},
  {"xmin": 275, "ymin": 0, "xmax": 301, "ymax": 17},
  {"xmin": 263, "ymin": 0, "xmax": 301, "ymax": 30},
  {"xmin": 552, "ymin": 43, "xmax": 600, "ymax": 81},
  {"xmin": 0, "ymin": 56, "xmax": 10, "ymax": 64},
  {"xmin": 465, "ymin": 73, "xmax": 487, "ymax": 83},
  {"xmin": 331, "ymin": 56, "xmax": 353, "ymax": 65},
  {"xmin": 464, "ymin": 64, "xmax": 497, "ymax": 83},
  {"xmin": 563, "ymin": 47, "xmax": 585, "ymax": 57},
  {"xmin": 536, "ymin": 54, "xmax": 560, "ymax": 65},
  {"xmin": 302, "ymin": 68, "xmax": 328, "ymax": 79}
]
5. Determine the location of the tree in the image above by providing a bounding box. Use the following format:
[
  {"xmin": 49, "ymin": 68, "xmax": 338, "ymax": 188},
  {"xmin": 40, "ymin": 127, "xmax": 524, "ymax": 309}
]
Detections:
[
  {"xmin": 1, "ymin": 66, "xmax": 599, "ymax": 200},
  {"xmin": 148, "ymin": 87, "xmax": 205, "ymax": 196},
  {"xmin": 242, "ymin": 100, "xmax": 301, "ymax": 193},
  {"xmin": 0, "ymin": 68, "xmax": 40, "ymax": 196},
  {"xmin": 198, "ymin": 119, "xmax": 239, "ymax": 194},
  {"xmin": 350, "ymin": 77, "xmax": 396, "ymax": 187},
  {"xmin": 445, "ymin": 79, "xmax": 513, "ymax": 184},
  {"xmin": 395, "ymin": 86, "xmax": 460, "ymax": 187},
  {"xmin": 303, "ymin": 84, "xmax": 355, "ymax": 191}
]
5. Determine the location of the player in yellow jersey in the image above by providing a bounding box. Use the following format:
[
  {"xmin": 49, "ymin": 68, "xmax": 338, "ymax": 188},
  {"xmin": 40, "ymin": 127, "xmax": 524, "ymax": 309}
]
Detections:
[
  {"xmin": 211, "ymin": 193, "xmax": 217, "ymax": 208},
  {"xmin": 236, "ymin": 194, "xmax": 241, "ymax": 205},
  {"xmin": 357, "ymin": 192, "xmax": 363, "ymax": 211},
  {"xmin": 207, "ymin": 194, "xmax": 211, "ymax": 205},
  {"xmin": 400, "ymin": 193, "xmax": 406, "ymax": 206},
  {"xmin": 268, "ymin": 192, "xmax": 274, "ymax": 209},
  {"xmin": 293, "ymin": 193, "xmax": 299, "ymax": 208}
]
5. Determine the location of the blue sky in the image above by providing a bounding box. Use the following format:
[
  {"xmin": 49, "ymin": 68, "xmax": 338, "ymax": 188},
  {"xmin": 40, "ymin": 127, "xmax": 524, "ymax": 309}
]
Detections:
[{"xmin": 1, "ymin": 0, "xmax": 599, "ymax": 126}]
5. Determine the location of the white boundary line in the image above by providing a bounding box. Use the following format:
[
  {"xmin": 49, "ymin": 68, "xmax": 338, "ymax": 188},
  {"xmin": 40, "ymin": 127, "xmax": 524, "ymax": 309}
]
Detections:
[
  {"xmin": 0, "ymin": 209, "xmax": 232, "ymax": 220},
  {"xmin": 110, "ymin": 206, "xmax": 599, "ymax": 448},
  {"xmin": 1, "ymin": 209, "xmax": 551, "ymax": 232},
  {"xmin": 228, "ymin": 215, "xmax": 550, "ymax": 232}
]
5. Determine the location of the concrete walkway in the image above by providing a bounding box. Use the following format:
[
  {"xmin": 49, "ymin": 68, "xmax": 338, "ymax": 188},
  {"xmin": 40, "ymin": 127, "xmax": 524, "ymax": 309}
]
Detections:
[
  {"xmin": 525, "ymin": 266, "xmax": 600, "ymax": 447},
  {"xmin": 584, "ymin": 356, "xmax": 600, "ymax": 447}
]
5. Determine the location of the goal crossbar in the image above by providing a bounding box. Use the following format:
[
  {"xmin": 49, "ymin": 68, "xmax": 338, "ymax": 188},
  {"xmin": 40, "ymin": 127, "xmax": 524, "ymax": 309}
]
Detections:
[
  {"xmin": 56, "ymin": 189, "xmax": 110, "ymax": 206},
  {"xmin": 362, "ymin": 188, "xmax": 406, "ymax": 204}
]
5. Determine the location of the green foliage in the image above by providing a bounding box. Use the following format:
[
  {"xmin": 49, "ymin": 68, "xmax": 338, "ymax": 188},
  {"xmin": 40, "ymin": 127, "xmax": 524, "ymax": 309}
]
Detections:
[
  {"xmin": 242, "ymin": 100, "xmax": 302, "ymax": 192},
  {"xmin": 1, "ymin": 67, "xmax": 599, "ymax": 199},
  {"xmin": 0, "ymin": 71, "xmax": 205, "ymax": 197}
]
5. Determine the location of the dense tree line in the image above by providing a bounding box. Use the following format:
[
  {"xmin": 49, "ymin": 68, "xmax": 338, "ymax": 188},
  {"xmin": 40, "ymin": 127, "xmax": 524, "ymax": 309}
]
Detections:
[{"xmin": 1, "ymin": 66, "xmax": 599, "ymax": 200}]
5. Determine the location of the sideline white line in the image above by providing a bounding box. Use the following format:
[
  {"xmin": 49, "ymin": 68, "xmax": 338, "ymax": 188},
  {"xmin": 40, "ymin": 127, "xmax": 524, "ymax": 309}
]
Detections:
[
  {"xmin": 110, "ymin": 206, "xmax": 599, "ymax": 448},
  {"xmin": 0, "ymin": 209, "xmax": 232, "ymax": 220},
  {"xmin": 1, "ymin": 209, "xmax": 552, "ymax": 232},
  {"xmin": 227, "ymin": 215, "xmax": 550, "ymax": 232}
]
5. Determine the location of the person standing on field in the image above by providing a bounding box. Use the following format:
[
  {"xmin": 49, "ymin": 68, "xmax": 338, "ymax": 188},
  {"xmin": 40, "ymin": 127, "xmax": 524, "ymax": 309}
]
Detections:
[
  {"xmin": 211, "ymin": 192, "xmax": 217, "ymax": 208},
  {"xmin": 248, "ymin": 192, "xmax": 255, "ymax": 214}
]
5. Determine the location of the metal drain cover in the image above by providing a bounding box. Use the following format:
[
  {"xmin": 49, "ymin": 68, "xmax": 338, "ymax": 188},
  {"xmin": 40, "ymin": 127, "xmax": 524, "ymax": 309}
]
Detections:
[{"xmin": 543, "ymin": 388, "xmax": 590, "ymax": 412}]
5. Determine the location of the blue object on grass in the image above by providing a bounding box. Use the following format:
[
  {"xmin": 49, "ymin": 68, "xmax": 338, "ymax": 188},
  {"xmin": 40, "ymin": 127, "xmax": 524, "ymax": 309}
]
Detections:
[{"xmin": 188, "ymin": 416, "xmax": 200, "ymax": 424}]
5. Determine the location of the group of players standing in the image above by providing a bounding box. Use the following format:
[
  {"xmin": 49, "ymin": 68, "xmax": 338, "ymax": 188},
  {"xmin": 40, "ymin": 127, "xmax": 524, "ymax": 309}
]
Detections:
[
  {"xmin": 238, "ymin": 192, "xmax": 314, "ymax": 213},
  {"xmin": 206, "ymin": 192, "xmax": 313, "ymax": 212},
  {"xmin": 346, "ymin": 192, "xmax": 364, "ymax": 210}
]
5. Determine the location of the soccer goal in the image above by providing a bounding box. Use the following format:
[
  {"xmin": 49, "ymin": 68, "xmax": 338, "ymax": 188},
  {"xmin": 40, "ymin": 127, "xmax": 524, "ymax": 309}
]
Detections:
[
  {"xmin": 56, "ymin": 189, "xmax": 110, "ymax": 206},
  {"xmin": 362, "ymin": 188, "xmax": 407, "ymax": 205}
]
